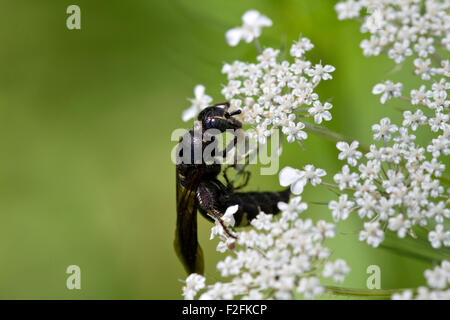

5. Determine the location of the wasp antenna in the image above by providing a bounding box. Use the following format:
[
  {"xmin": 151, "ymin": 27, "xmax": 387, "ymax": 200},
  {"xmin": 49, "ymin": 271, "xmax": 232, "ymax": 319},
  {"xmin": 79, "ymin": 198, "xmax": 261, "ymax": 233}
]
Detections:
[{"xmin": 229, "ymin": 110, "xmax": 242, "ymax": 116}]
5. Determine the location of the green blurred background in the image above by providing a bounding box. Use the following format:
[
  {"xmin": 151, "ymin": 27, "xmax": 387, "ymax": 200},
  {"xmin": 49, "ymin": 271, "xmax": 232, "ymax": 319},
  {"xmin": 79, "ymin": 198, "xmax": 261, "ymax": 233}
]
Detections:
[{"xmin": 0, "ymin": 0, "xmax": 434, "ymax": 299}]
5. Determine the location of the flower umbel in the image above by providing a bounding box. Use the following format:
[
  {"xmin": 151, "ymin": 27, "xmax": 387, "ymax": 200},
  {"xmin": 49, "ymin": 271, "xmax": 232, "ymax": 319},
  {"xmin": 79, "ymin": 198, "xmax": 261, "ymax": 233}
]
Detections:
[
  {"xmin": 184, "ymin": 198, "xmax": 347, "ymax": 300},
  {"xmin": 225, "ymin": 10, "xmax": 272, "ymax": 47}
]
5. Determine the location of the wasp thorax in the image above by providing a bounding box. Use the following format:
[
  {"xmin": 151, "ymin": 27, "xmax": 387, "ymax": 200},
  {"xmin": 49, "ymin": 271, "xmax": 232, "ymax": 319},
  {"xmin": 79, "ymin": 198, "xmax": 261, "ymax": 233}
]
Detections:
[{"xmin": 198, "ymin": 105, "xmax": 242, "ymax": 132}]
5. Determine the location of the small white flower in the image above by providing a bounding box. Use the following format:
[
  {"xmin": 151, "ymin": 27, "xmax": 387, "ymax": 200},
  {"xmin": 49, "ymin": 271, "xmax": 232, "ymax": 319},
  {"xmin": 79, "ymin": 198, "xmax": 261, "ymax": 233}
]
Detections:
[
  {"xmin": 414, "ymin": 37, "xmax": 435, "ymax": 58},
  {"xmin": 251, "ymin": 211, "xmax": 273, "ymax": 231},
  {"xmin": 359, "ymin": 221, "xmax": 384, "ymax": 247},
  {"xmin": 282, "ymin": 121, "xmax": 308, "ymax": 143},
  {"xmin": 210, "ymin": 205, "xmax": 239, "ymax": 240},
  {"xmin": 216, "ymin": 238, "xmax": 236, "ymax": 253},
  {"xmin": 279, "ymin": 165, "xmax": 326, "ymax": 195},
  {"xmin": 363, "ymin": 9, "xmax": 385, "ymax": 33},
  {"xmin": 306, "ymin": 64, "xmax": 335, "ymax": 83},
  {"xmin": 225, "ymin": 10, "xmax": 272, "ymax": 47},
  {"xmin": 333, "ymin": 165, "xmax": 359, "ymax": 190},
  {"xmin": 427, "ymin": 136, "xmax": 450, "ymax": 158},
  {"xmin": 217, "ymin": 256, "xmax": 241, "ymax": 277},
  {"xmin": 426, "ymin": 201, "xmax": 449, "ymax": 224},
  {"xmin": 322, "ymin": 259, "xmax": 350, "ymax": 283},
  {"xmin": 290, "ymin": 37, "xmax": 314, "ymax": 57},
  {"xmin": 222, "ymin": 205, "xmax": 239, "ymax": 227},
  {"xmin": 358, "ymin": 160, "xmax": 380, "ymax": 180},
  {"xmin": 297, "ymin": 277, "xmax": 324, "ymax": 299},
  {"xmin": 387, "ymin": 214, "xmax": 411, "ymax": 238},
  {"xmin": 388, "ymin": 40, "xmax": 412, "ymax": 64},
  {"xmin": 425, "ymin": 266, "xmax": 448, "ymax": 289},
  {"xmin": 315, "ymin": 220, "xmax": 337, "ymax": 239},
  {"xmin": 198, "ymin": 282, "xmax": 234, "ymax": 300},
  {"xmin": 279, "ymin": 166, "xmax": 305, "ymax": 194},
  {"xmin": 428, "ymin": 224, "xmax": 450, "ymax": 249},
  {"xmin": 221, "ymin": 80, "xmax": 242, "ymax": 100},
  {"xmin": 242, "ymin": 289, "xmax": 264, "ymax": 300},
  {"xmin": 329, "ymin": 194, "xmax": 354, "ymax": 222},
  {"xmin": 372, "ymin": 81, "xmax": 403, "ymax": 104},
  {"xmin": 414, "ymin": 58, "xmax": 433, "ymax": 80},
  {"xmin": 182, "ymin": 273, "xmax": 206, "ymax": 300},
  {"xmin": 309, "ymin": 101, "xmax": 333, "ymax": 124},
  {"xmin": 356, "ymin": 194, "xmax": 376, "ymax": 219},
  {"xmin": 392, "ymin": 290, "xmax": 413, "ymax": 300},
  {"xmin": 372, "ymin": 117, "xmax": 398, "ymax": 141},
  {"xmin": 302, "ymin": 165, "xmax": 327, "ymax": 186},
  {"xmin": 360, "ymin": 35, "xmax": 382, "ymax": 56},
  {"xmin": 335, "ymin": 0, "xmax": 362, "ymax": 20},
  {"xmin": 278, "ymin": 196, "xmax": 308, "ymax": 221},
  {"xmin": 410, "ymin": 85, "xmax": 431, "ymax": 105},
  {"xmin": 182, "ymin": 85, "xmax": 213, "ymax": 121},
  {"xmin": 336, "ymin": 141, "xmax": 362, "ymax": 166}
]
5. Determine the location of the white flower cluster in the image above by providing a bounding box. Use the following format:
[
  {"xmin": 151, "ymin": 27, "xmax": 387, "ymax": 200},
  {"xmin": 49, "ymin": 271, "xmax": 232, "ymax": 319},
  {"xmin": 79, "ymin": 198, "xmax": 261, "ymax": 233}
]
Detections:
[
  {"xmin": 392, "ymin": 260, "xmax": 450, "ymax": 300},
  {"xmin": 334, "ymin": 0, "xmax": 449, "ymax": 252},
  {"xmin": 222, "ymin": 39, "xmax": 335, "ymax": 144},
  {"xmin": 335, "ymin": 0, "xmax": 450, "ymax": 65},
  {"xmin": 182, "ymin": 11, "xmax": 336, "ymax": 145},
  {"xmin": 329, "ymin": 111, "xmax": 449, "ymax": 248},
  {"xmin": 182, "ymin": 194, "xmax": 349, "ymax": 300}
]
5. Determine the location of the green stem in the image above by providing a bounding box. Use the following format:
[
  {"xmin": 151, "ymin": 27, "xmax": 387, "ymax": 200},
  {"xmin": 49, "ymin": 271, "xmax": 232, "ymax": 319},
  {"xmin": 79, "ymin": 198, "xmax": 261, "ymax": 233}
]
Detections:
[
  {"xmin": 379, "ymin": 243, "xmax": 442, "ymax": 263},
  {"xmin": 324, "ymin": 285, "xmax": 412, "ymax": 298},
  {"xmin": 306, "ymin": 200, "xmax": 329, "ymax": 205},
  {"xmin": 301, "ymin": 121, "xmax": 370, "ymax": 153},
  {"xmin": 380, "ymin": 233, "xmax": 450, "ymax": 263},
  {"xmin": 253, "ymin": 39, "xmax": 262, "ymax": 54}
]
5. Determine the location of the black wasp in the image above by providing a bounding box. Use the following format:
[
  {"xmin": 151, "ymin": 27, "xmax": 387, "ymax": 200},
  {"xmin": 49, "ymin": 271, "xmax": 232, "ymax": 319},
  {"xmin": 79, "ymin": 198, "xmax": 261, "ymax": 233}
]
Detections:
[{"xmin": 175, "ymin": 102, "xmax": 290, "ymax": 275}]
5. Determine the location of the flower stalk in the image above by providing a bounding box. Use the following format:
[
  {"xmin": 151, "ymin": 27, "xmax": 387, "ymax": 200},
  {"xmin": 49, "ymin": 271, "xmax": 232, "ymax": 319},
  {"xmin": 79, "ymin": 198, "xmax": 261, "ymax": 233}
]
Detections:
[
  {"xmin": 324, "ymin": 286, "xmax": 414, "ymax": 298},
  {"xmin": 300, "ymin": 121, "xmax": 370, "ymax": 153}
]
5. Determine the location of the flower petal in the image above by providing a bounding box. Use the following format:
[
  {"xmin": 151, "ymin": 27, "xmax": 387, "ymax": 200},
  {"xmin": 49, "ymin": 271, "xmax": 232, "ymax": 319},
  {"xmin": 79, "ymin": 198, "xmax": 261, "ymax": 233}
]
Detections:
[
  {"xmin": 291, "ymin": 179, "xmax": 305, "ymax": 195},
  {"xmin": 225, "ymin": 27, "xmax": 243, "ymax": 47},
  {"xmin": 242, "ymin": 10, "xmax": 260, "ymax": 25},
  {"xmin": 194, "ymin": 84, "xmax": 205, "ymax": 98},
  {"xmin": 279, "ymin": 166, "xmax": 301, "ymax": 186},
  {"xmin": 372, "ymin": 84, "xmax": 385, "ymax": 94},
  {"xmin": 225, "ymin": 204, "xmax": 239, "ymax": 215},
  {"xmin": 182, "ymin": 106, "xmax": 197, "ymax": 122}
]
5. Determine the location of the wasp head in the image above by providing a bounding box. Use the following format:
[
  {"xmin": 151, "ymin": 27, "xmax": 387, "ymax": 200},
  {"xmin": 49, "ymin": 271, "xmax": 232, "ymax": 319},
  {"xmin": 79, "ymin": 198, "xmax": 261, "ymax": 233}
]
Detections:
[{"xmin": 198, "ymin": 103, "xmax": 242, "ymax": 132}]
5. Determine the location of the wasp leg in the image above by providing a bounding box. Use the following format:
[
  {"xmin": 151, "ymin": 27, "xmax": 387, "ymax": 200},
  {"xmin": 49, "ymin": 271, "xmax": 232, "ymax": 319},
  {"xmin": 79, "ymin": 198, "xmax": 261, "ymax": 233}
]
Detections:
[
  {"xmin": 196, "ymin": 181, "xmax": 237, "ymax": 239},
  {"xmin": 223, "ymin": 166, "xmax": 251, "ymax": 191},
  {"xmin": 220, "ymin": 135, "xmax": 238, "ymax": 159},
  {"xmin": 233, "ymin": 170, "xmax": 251, "ymax": 190},
  {"xmin": 222, "ymin": 165, "xmax": 234, "ymax": 185}
]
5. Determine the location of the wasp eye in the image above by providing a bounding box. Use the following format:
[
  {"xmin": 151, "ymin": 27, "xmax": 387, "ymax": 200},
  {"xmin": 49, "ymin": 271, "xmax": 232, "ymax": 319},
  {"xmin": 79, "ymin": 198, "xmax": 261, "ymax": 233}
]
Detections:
[
  {"xmin": 206, "ymin": 117, "xmax": 216, "ymax": 129},
  {"xmin": 224, "ymin": 112, "xmax": 230, "ymax": 119}
]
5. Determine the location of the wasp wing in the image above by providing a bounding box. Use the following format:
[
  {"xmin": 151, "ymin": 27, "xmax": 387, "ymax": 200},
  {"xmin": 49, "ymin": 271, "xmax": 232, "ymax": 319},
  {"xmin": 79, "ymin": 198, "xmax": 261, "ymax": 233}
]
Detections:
[{"xmin": 174, "ymin": 167, "xmax": 204, "ymax": 275}]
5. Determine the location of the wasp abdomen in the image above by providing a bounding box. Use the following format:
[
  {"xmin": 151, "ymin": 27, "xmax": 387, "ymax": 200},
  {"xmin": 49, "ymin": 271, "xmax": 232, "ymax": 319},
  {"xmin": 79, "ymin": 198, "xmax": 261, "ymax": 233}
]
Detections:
[{"xmin": 226, "ymin": 188, "xmax": 290, "ymax": 226}]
